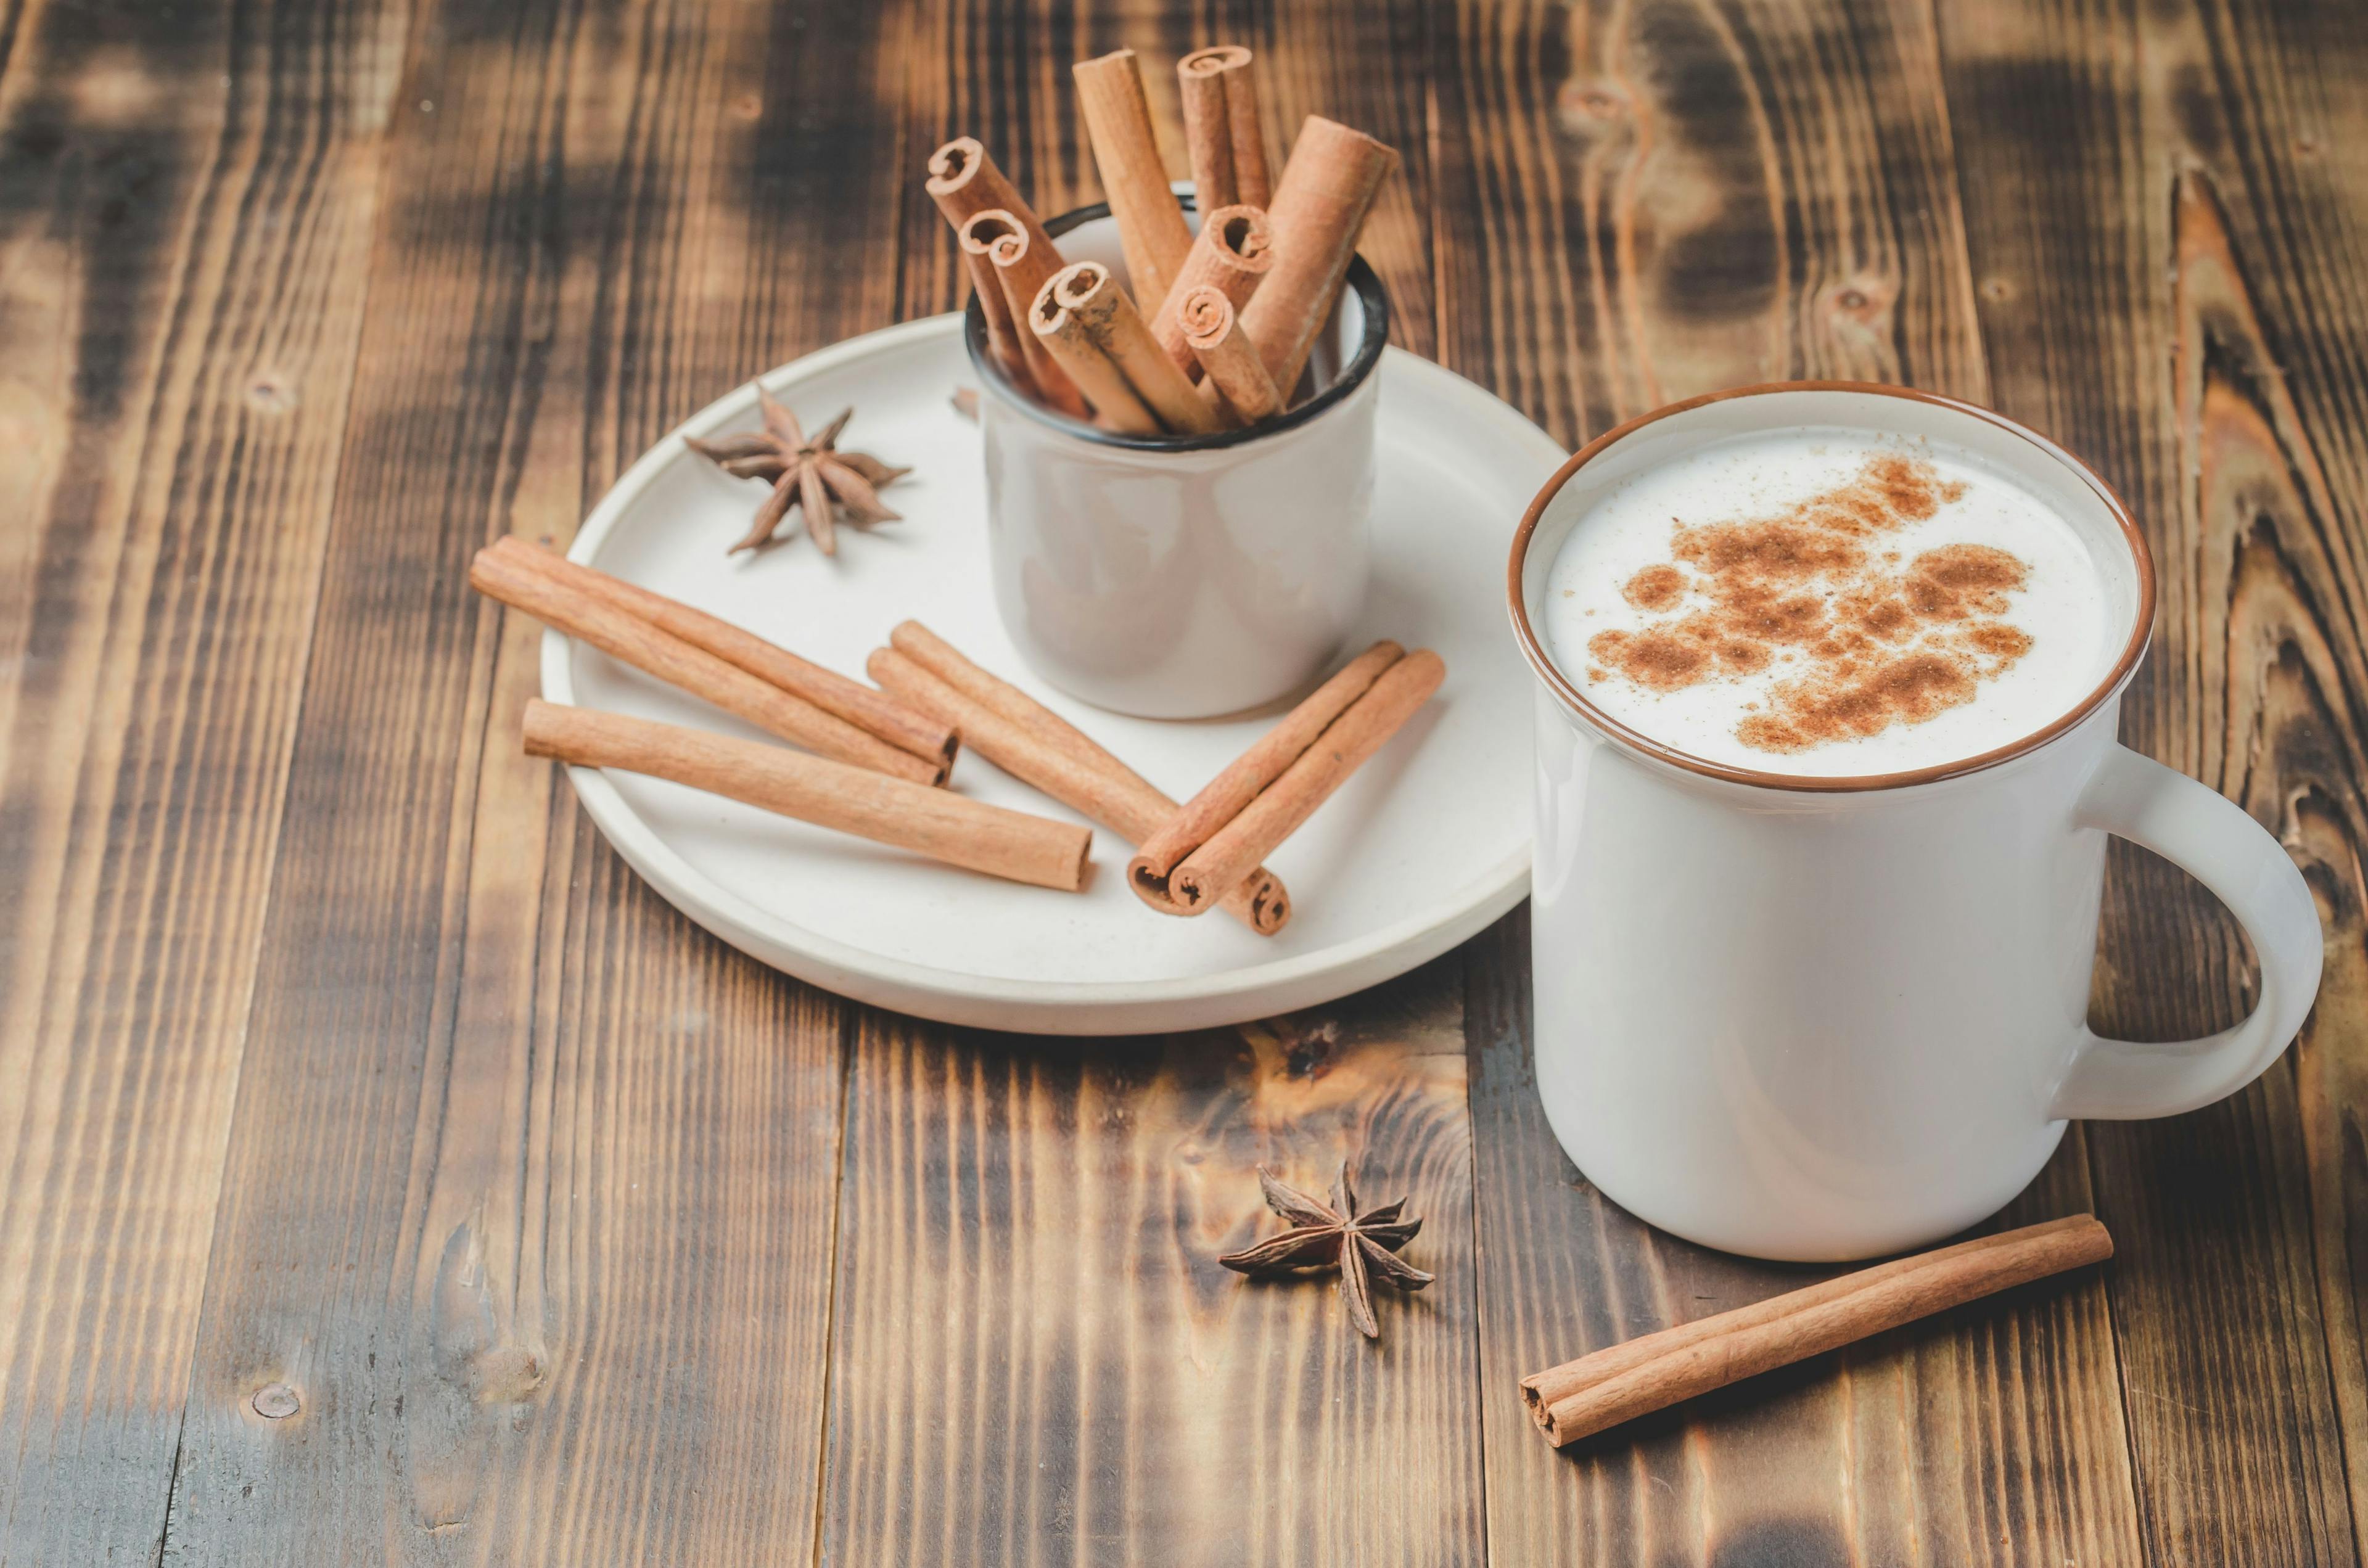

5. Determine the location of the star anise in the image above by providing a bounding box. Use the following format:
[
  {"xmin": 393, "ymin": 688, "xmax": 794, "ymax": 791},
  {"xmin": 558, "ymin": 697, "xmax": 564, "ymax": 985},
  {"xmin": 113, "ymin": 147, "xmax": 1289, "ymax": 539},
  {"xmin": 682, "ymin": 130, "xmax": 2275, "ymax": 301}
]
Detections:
[
  {"xmin": 1218, "ymin": 1162, "xmax": 1432, "ymax": 1339},
  {"xmin": 684, "ymin": 387, "xmax": 910, "ymax": 556}
]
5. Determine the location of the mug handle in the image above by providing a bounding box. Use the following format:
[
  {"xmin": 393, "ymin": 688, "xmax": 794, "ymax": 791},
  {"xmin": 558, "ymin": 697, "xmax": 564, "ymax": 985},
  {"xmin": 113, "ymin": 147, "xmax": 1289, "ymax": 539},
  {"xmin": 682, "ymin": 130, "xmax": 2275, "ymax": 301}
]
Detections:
[{"xmin": 2050, "ymin": 744, "xmax": 2324, "ymax": 1120}]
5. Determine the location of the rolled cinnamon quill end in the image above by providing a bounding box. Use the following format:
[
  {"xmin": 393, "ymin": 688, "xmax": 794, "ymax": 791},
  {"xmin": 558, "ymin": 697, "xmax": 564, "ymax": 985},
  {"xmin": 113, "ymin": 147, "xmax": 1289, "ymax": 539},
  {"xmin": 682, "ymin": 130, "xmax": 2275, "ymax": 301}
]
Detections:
[
  {"xmin": 483, "ymin": 538, "xmax": 956, "ymax": 777},
  {"xmin": 523, "ymin": 700, "xmax": 1089, "ymax": 892},
  {"xmin": 469, "ymin": 544, "xmax": 945, "ymax": 786},
  {"xmin": 1030, "ymin": 267, "xmax": 1162, "ymax": 435},
  {"xmin": 1238, "ymin": 116, "xmax": 1400, "ymax": 400},
  {"xmin": 882, "ymin": 622, "xmax": 1290, "ymax": 934},
  {"xmin": 1149, "ymin": 205, "xmax": 1274, "ymax": 376},
  {"xmin": 972, "ymin": 215, "xmax": 1089, "ymax": 420},
  {"xmin": 1179, "ymin": 288, "xmax": 1283, "ymax": 427},
  {"xmin": 1053, "ymin": 261, "xmax": 1222, "ymax": 436},
  {"xmin": 1072, "ymin": 50, "xmax": 1194, "ymax": 308},
  {"xmin": 1519, "ymin": 1215, "xmax": 2115, "ymax": 1449},
  {"xmin": 925, "ymin": 136, "xmax": 1063, "ymax": 265}
]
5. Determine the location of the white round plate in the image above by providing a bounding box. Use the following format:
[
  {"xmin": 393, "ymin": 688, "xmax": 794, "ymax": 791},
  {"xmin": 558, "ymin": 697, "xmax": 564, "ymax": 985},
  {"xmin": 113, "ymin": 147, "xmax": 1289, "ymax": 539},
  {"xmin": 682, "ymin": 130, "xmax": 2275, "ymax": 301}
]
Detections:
[{"xmin": 545, "ymin": 314, "xmax": 1561, "ymax": 1034}]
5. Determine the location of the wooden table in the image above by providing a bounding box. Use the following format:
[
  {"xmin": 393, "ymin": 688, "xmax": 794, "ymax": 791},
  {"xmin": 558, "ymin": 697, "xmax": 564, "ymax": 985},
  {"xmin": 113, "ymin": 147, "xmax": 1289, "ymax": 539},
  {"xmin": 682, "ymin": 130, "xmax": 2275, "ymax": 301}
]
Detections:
[{"xmin": 5, "ymin": 0, "xmax": 2363, "ymax": 1561}]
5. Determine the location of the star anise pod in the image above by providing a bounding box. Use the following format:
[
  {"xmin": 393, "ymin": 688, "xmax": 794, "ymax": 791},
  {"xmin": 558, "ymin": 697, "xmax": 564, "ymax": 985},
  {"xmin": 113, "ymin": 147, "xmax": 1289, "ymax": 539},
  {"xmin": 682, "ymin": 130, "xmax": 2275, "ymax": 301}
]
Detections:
[
  {"xmin": 684, "ymin": 387, "xmax": 910, "ymax": 556},
  {"xmin": 1218, "ymin": 1162, "xmax": 1432, "ymax": 1339}
]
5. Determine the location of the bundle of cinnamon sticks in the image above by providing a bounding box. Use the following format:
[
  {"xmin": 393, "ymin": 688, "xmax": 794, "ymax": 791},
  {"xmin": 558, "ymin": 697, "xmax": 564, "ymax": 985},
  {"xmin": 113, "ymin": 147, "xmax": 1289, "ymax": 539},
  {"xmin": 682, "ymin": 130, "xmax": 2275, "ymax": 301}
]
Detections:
[
  {"xmin": 931, "ymin": 46, "xmax": 1399, "ymax": 437},
  {"xmin": 472, "ymin": 540, "xmax": 1444, "ymax": 922}
]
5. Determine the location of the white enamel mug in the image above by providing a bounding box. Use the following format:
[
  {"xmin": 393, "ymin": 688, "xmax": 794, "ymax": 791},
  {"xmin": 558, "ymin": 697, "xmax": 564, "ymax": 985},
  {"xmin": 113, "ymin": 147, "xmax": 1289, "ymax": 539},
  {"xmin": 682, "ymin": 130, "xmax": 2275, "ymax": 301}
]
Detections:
[
  {"xmin": 967, "ymin": 199, "xmax": 1388, "ymax": 719},
  {"xmin": 1507, "ymin": 384, "xmax": 2324, "ymax": 1262}
]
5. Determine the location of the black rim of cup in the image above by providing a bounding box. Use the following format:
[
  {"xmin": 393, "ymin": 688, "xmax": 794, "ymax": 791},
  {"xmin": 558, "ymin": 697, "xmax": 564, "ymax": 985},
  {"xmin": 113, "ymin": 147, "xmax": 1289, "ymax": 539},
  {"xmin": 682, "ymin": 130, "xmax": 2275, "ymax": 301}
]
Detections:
[{"xmin": 961, "ymin": 195, "xmax": 1392, "ymax": 452}]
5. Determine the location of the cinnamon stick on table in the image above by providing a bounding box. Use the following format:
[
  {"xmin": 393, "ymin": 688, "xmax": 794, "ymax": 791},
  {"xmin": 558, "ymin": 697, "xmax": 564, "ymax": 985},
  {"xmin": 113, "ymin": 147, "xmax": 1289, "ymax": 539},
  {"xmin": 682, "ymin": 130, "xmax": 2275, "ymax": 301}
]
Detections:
[
  {"xmin": 870, "ymin": 622, "xmax": 1290, "ymax": 934},
  {"xmin": 1177, "ymin": 46, "xmax": 1270, "ymax": 211},
  {"xmin": 1520, "ymin": 1215, "xmax": 2115, "ymax": 1448},
  {"xmin": 1128, "ymin": 642, "xmax": 1441, "ymax": 917},
  {"xmin": 481, "ymin": 537, "xmax": 958, "ymax": 776},
  {"xmin": 1148, "ymin": 204, "xmax": 1273, "ymax": 376},
  {"xmin": 1178, "ymin": 287, "xmax": 1283, "ymax": 427},
  {"xmin": 1048, "ymin": 261, "xmax": 1222, "ymax": 436},
  {"xmin": 522, "ymin": 701, "xmax": 1088, "ymax": 892},
  {"xmin": 1072, "ymin": 49, "xmax": 1194, "ymax": 307},
  {"xmin": 469, "ymin": 544, "xmax": 947, "ymax": 786},
  {"xmin": 968, "ymin": 212, "xmax": 1088, "ymax": 418},
  {"xmin": 1238, "ymin": 116, "xmax": 1400, "ymax": 399}
]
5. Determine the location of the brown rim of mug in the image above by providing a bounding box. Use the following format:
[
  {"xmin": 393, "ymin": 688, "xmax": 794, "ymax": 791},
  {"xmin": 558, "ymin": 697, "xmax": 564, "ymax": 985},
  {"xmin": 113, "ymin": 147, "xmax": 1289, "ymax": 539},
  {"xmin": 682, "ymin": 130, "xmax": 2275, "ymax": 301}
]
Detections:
[{"xmin": 1505, "ymin": 381, "xmax": 2159, "ymax": 794}]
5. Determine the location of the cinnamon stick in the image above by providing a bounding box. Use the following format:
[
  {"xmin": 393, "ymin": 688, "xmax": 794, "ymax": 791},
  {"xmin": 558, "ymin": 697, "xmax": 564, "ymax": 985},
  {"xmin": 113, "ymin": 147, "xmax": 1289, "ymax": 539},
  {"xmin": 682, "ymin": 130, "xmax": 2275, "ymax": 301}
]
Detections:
[
  {"xmin": 482, "ymin": 538, "xmax": 956, "ymax": 775},
  {"xmin": 1177, "ymin": 46, "xmax": 1243, "ymax": 211},
  {"xmin": 522, "ymin": 700, "xmax": 1088, "ymax": 892},
  {"xmin": 1238, "ymin": 117, "xmax": 1399, "ymax": 398},
  {"xmin": 1178, "ymin": 287, "xmax": 1283, "ymax": 427},
  {"xmin": 1519, "ymin": 1215, "xmax": 2114, "ymax": 1448},
  {"xmin": 1148, "ymin": 205, "xmax": 1273, "ymax": 376},
  {"xmin": 925, "ymin": 136, "xmax": 1061, "ymax": 266},
  {"xmin": 1030, "ymin": 268, "xmax": 1161, "ymax": 436},
  {"xmin": 1051, "ymin": 261, "xmax": 1222, "ymax": 436},
  {"xmin": 1072, "ymin": 50, "xmax": 1194, "ymax": 307},
  {"xmin": 1129, "ymin": 641, "xmax": 1404, "ymax": 910},
  {"xmin": 1180, "ymin": 46, "xmax": 1271, "ymax": 209},
  {"xmin": 971, "ymin": 213, "xmax": 1088, "ymax": 419},
  {"xmin": 958, "ymin": 218, "xmax": 1034, "ymax": 395},
  {"xmin": 883, "ymin": 621, "xmax": 1289, "ymax": 934},
  {"xmin": 469, "ymin": 544, "xmax": 944, "ymax": 786},
  {"xmin": 1140, "ymin": 646, "xmax": 1442, "ymax": 916}
]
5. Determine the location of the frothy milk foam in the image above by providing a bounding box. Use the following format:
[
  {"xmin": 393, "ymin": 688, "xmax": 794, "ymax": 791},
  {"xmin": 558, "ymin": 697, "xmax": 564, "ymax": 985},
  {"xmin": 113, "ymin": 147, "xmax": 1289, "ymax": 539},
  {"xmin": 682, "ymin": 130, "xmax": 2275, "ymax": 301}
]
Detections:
[{"xmin": 1542, "ymin": 426, "xmax": 2124, "ymax": 776}]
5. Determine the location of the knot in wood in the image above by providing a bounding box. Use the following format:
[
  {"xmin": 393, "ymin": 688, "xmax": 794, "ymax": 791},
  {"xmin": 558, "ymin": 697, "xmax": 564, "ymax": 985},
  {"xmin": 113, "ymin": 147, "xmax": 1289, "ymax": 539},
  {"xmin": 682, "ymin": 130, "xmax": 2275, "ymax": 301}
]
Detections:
[{"xmin": 251, "ymin": 1382, "xmax": 300, "ymax": 1420}]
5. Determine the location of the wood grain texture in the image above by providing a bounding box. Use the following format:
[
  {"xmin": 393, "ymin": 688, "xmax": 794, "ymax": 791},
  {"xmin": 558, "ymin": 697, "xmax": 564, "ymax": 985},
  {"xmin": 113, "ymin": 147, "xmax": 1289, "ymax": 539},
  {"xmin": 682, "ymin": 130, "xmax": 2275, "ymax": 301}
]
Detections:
[
  {"xmin": 0, "ymin": 0, "xmax": 403, "ymax": 1559},
  {"xmin": 818, "ymin": 974, "xmax": 1481, "ymax": 1567},
  {"xmin": 1941, "ymin": 0, "xmax": 2368, "ymax": 1559},
  {"xmin": 147, "ymin": 0, "xmax": 900, "ymax": 1558},
  {"xmin": 1436, "ymin": 2, "xmax": 2142, "ymax": 1562}
]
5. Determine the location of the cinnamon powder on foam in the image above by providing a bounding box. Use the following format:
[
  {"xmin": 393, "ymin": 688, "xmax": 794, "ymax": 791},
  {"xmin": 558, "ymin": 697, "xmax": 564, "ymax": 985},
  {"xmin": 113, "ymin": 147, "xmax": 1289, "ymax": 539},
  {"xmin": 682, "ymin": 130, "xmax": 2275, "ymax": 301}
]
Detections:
[{"xmin": 1585, "ymin": 453, "xmax": 2034, "ymax": 754}]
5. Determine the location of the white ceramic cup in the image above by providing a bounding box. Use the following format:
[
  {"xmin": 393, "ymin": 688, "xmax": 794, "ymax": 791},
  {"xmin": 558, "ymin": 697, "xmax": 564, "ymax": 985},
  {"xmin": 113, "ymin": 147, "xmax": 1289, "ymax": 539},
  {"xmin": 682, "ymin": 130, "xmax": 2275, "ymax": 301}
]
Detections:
[
  {"xmin": 1507, "ymin": 383, "xmax": 2324, "ymax": 1262},
  {"xmin": 966, "ymin": 199, "xmax": 1389, "ymax": 719}
]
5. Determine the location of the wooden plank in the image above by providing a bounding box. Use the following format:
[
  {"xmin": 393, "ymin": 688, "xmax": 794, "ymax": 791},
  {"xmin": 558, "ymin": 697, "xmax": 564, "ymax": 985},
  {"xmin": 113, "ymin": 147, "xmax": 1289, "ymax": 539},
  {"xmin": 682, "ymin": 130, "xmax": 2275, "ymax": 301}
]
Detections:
[
  {"xmin": 821, "ymin": 6, "xmax": 1474, "ymax": 1562},
  {"xmin": 1436, "ymin": 1, "xmax": 2144, "ymax": 1561},
  {"xmin": 1944, "ymin": 0, "xmax": 2368, "ymax": 1559},
  {"xmin": 818, "ymin": 975, "xmax": 1481, "ymax": 1567},
  {"xmin": 0, "ymin": 0, "xmax": 405, "ymax": 1559},
  {"xmin": 152, "ymin": 0, "xmax": 904, "ymax": 1557}
]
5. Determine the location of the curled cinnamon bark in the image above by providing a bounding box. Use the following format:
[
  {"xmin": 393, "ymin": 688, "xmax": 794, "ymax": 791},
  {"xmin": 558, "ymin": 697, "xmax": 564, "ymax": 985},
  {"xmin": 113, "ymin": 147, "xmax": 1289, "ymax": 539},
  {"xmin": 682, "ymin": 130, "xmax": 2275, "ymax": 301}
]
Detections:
[
  {"xmin": 1148, "ymin": 204, "xmax": 1273, "ymax": 376},
  {"xmin": 524, "ymin": 701, "xmax": 1087, "ymax": 891},
  {"xmin": 1238, "ymin": 117, "xmax": 1399, "ymax": 399}
]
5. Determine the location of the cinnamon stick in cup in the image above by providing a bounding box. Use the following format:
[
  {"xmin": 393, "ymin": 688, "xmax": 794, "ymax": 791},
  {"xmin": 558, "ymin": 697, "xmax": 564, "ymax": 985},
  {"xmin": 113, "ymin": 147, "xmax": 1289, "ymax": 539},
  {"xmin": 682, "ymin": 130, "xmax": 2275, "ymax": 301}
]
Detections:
[
  {"xmin": 1072, "ymin": 49, "xmax": 1194, "ymax": 307},
  {"xmin": 1050, "ymin": 261, "xmax": 1222, "ymax": 436},
  {"xmin": 1238, "ymin": 117, "xmax": 1400, "ymax": 398},
  {"xmin": 523, "ymin": 700, "xmax": 1088, "ymax": 891},
  {"xmin": 1130, "ymin": 643, "xmax": 1441, "ymax": 916},
  {"xmin": 882, "ymin": 621, "xmax": 1289, "ymax": 933},
  {"xmin": 958, "ymin": 221, "xmax": 1034, "ymax": 395},
  {"xmin": 1178, "ymin": 287, "xmax": 1283, "ymax": 426},
  {"xmin": 480, "ymin": 537, "xmax": 957, "ymax": 776},
  {"xmin": 1519, "ymin": 1215, "xmax": 2114, "ymax": 1448},
  {"xmin": 971, "ymin": 214, "xmax": 1088, "ymax": 419},
  {"xmin": 1177, "ymin": 46, "xmax": 1270, "ymax": 211},
  {"xmin": 925, "ymin": 136, "xmax": 1061, "ymax": 265},
  {"xmin": 1030, "ymin": 269, "xmax": 1161, "ymax": 436},
  {"xmin": 1148, "ymin": 204, "xmax": 1273, "ymax": 375},
  {"xmin": 469, "ymin": 544, "xmax": 945, "ymax": 786}
]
